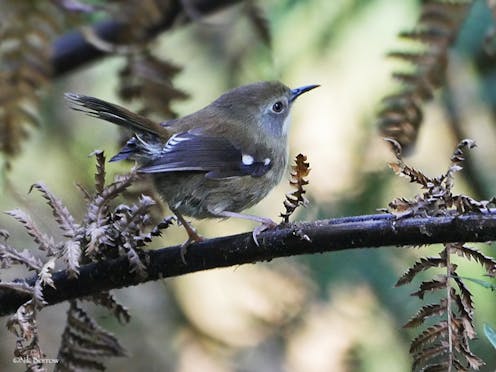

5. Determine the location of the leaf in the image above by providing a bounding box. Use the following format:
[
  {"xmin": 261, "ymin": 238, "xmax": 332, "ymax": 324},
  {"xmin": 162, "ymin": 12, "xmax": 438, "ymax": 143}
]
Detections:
[
  {"xmin": 412, "ymin": 344, "xmax": 447, "ymax": 370},
  {"xmin": 123, "ymin": 242, "xmax": 147, "ymax": 279},
  {"xmin": 450, "ymin": 139, "xmax": 476, "ymax": 164},
  {"xmin": 0, "ymin": 240, "xmax": 43, "ymax": 271},
  {"xmin": 483, "ymin": 323, "xmax": 496, "ymax": 350},
  {"xmin": 280, "ymin": 153, "xmax": 310, "ymax": 223},
  {"xmin": 118, "ymin": 52, "xmax": 188, "ymax": 118},
  {"xmin": 63, "ymin": 240, "xmax": 81, "ymax": 279},
  {"xmin": 6, "ymin": 299, "xmax": 45, "ymax": 369},
  {"xmin": 89, "ymin": 150, "xmax": 106, "ymax": 195},
  {"xmin": 410, "ymin": 321, "xmax": 448, "ymax": 353},
  {"xmin": 30, "ymin": 182, "xmax": 78, "ymax": 236},
  {"xmin": 5, "ymin": 209, "xmax": 57, "ymax": 255},
  {"xmin": 85, "ymin": 292, "xmax": 131, "ymax": 324},
  {"xmin": 403, "ymin": 301, "xmax": 446, "ymax": 328},
  {"xmin": 378, "ymin": 1, "xmax": 470, "ymax": 150},
  {"xmin": 452, "ymin": 276, "xmax": 474, "ymax": 321},
  {"xmin": 450, "ymin": 244, "xmax": 496, "ymax": 277},
  {"xmin": 57, "ymin": 301, "xmax": 127, "ymax": 371},
  {"xmin": 396, "ymin": 257, "xmax": 445, "ymax": 286},
  {"xmin": 39, "ymin": 257, "xmax": 56, "ymax": 289},
  {"xmin": 459, "ymin": 276, "xmax": 496, "ymax": 291}
]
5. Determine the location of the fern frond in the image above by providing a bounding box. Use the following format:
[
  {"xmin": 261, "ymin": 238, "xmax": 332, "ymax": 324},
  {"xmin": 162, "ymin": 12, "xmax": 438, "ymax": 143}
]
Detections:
[
  {"xmin": 85, "ymin": 291, "xmax": 131, "ymax": 324},
  {"xmin": 411, "ymin": 277, "xmax": 447, "ymax": 299},
  {"xmin": 280, "ymin": 154, "xmax": 310, "ymax": 223},
  {"xmin": 118, "ymin": 52, "xmax": 188, "ymax": 118},
  {"xmin": 5, "ymin": 208, "xmax": 57, "ymax": 255},
  {"xmin": 29, "ymin": 183, "xmax": 78, "ymax": 237},
  {"xmin": 90, "ymin": 150, "xmax": 106, "ymax": 195},
  {"xmin": 403, "ymin": 301, "xmax": 447, "ymax": 328},
  {"xmin": 378, "ymin": 1, "xmax": 471, "ymax": 150},
  {"xmin": 396, "ymin": 257, "xmax": 445, "ymax": 286},
  {"xmin": 56, "ymin": 301, "xmax": 127, "ymax": 371},
  {"xmin": 410, "ymin": 321, "xmax": 449, "ymax": 353},
  {"xmin": 450, "ymin": 244, "xmax": 496, "ymax": 276},
  {"xmin": 6, "ymin": 299, "xmax": 45, "ymax": 370}
]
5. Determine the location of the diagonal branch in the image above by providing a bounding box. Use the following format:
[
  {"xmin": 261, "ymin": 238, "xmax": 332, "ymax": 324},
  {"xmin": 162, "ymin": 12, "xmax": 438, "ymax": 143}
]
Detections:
[
  {"xmin": 1, "ymin": 211, "xmax": 496, "ymax": 317},
  {"xmin": 53, "ymin": 0, "xmax": 243, "ymax": 76}
]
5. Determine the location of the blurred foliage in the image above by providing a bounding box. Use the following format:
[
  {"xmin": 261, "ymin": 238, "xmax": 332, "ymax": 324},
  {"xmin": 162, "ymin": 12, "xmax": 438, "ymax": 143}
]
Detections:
[{"xmin": 1, "ymin": 0, "xmax": 496, "ymax": 371}]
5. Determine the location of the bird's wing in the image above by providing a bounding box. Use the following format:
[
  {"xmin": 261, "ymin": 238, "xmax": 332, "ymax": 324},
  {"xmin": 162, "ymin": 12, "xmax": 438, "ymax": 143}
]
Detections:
[{"xmin": 138, "ymin": 130, "xmax": 272, "ymax": 179}]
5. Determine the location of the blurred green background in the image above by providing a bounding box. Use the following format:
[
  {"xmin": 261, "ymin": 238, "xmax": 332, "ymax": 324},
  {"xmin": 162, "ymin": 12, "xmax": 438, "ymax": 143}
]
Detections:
[{"xmin": 1, "ymin": 0, "xmax": 495, "ymax": 371}]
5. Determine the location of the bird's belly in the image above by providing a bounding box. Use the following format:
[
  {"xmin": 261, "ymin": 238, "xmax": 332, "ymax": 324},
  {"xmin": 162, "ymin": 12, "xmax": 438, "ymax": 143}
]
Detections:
[{"xmin": 153, "ymin": 170, "xmax": 283, "ymax": 219}]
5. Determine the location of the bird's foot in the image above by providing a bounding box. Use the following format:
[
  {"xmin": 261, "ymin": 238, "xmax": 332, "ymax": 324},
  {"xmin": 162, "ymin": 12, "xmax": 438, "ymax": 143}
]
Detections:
[
  {"xmin": 180, "ymin": 232, "xmax": 203, "ymax": 264},
  {"xmin": 172, "ymin": 209, "xmax": 203, "ymax": 264},
  {"xmin": 252, "ymin": 217, "xmax": 278, "ymax": 247}
]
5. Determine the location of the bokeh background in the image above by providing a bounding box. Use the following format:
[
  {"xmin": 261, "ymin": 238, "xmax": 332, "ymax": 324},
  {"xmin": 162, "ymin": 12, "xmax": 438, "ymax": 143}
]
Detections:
[{"xmin": 1, "ymin": 0, "xmax": 495, "ymax": 371}]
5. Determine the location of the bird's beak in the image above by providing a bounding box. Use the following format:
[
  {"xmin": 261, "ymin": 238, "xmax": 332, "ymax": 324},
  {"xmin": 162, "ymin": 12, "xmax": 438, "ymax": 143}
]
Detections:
[{"xmin": 290, "ymin": 84, "xmax": 320, "ymax": 102}]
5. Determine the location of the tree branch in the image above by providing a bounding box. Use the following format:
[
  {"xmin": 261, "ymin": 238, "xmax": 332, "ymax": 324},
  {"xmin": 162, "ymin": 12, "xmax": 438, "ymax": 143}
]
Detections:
[
  {"xmin": 53, "ymin": 0, "xmax": 243, "ymax": 76},
  {"xmin": 1, "ymin": 211, "xmax": 496, "ymax": 317}
]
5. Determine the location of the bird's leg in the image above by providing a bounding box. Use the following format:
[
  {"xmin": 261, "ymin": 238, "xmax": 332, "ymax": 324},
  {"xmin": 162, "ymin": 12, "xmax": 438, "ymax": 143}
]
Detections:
[
  {"xmin": 171, "ymin": 208, "xmax": 203, "ymax": 263},
  {"xmin": 213, "ymin": 210, "xmax": 277, "ymax": 246}
]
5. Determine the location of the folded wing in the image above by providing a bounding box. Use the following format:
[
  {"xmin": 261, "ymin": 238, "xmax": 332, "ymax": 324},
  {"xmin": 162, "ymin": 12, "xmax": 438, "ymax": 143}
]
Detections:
[{"xmin": 139, "ymin": 131, "xmax": 272, "ymax": 179}]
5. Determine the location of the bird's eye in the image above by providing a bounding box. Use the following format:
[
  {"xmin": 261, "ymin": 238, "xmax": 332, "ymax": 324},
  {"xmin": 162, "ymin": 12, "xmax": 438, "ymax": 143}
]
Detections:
[{"xmin": 271, "ymin": 101, "xmax": 284, "ymax": 113}]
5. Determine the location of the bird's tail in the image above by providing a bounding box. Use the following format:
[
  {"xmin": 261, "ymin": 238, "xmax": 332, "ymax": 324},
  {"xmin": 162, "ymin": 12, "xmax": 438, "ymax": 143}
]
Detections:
[{"xmin": 65, "ymin": 93, "xmax": 169, "ymax": 139}]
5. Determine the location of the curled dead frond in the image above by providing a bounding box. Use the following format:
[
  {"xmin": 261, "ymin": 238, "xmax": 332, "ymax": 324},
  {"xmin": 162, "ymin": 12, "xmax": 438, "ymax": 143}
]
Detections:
[
  {"xmin": 280, "ymin": 154, "xmax": 311, "ymax": 223},
  {"xmin": 2, "ymin": 151, "xmax": 172, "ymax": 370},
  {"xmin": 378, "ymin": 1, "xmax": 471, "ymax": 151},
  {"xmin": 386, "ymin": 138, "xmax": 495, "ymax": 218},
  {"xmin": 388, "ymin": 139, "xmax": 494, "ymax": 370},
  {"xmin": 6, "ymin": 299, "xmax": 45, "ymax": 371}
]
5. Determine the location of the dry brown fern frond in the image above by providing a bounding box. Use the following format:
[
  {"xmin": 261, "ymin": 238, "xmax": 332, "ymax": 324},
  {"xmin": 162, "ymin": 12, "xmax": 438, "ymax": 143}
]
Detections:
[
  {"xmin": 118, "ymin": 52, "xmax": 189, "ymax": 119},
  {"xmin": 0, "ymin": 1, "xmax": 86, "ymax": 164},
  {"xmin": 1, "ymin": 151, "xmax": 173, "ymax": 370},
  {"xmin": 6, "ymin": 299, "xmax": 46, "ymax": 371},
  {"xmin": 0, "ymin": 2, "xmax": 60, "ymax": 159},
  {"xmin": 386, "ymin": 138, "xmax": 489, "ymax": 218},
  {"xmin": 280, "ymin": 153, "xmax": 310, "ymax": 223},
  {"xmin": 388, "ymin": 139, "xmax": 494, "ymax": 370},
  {"xmin": 56, "ymin": 301, "xmax": 127, "ymax": 372},
  {"xmin": 378, "ymin": 1, "xmax": 471, "ymax": 151},
  {"xmin": 397, "ymin": 243, "xmax": 488, "ymax": 370}
]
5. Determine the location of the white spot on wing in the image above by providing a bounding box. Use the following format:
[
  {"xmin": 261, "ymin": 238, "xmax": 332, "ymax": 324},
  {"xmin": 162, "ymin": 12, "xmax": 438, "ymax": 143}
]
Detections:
[
  {"xmin": 164, "ymin": 133, "xmax": 190, "ymax": 152},
  {"xmin": 242, "ymin": 154, "xmax": 254, "ymax": 165}
]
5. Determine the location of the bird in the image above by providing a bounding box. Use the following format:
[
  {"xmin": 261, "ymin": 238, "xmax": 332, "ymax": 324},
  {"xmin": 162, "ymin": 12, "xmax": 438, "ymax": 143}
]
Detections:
[{"xmin": 66, "ymin": 81, "xmax": 318, "ymax": 261}]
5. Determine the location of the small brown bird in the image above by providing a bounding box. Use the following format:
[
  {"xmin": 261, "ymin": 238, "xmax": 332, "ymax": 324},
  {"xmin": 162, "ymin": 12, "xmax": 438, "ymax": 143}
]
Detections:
[{"xmin": 66, "ymin": 81, "xmax": 318, "ymax": 260}]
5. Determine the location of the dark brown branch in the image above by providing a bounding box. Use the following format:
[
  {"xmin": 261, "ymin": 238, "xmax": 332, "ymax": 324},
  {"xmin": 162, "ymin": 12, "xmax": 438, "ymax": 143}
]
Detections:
[
  {"xmin": 53, "ymin": 0, "xmax": 243, "ymax": 76},
  {"xmin": 2, "ymin": 211, "xmax": 496, "ymax": 317}
]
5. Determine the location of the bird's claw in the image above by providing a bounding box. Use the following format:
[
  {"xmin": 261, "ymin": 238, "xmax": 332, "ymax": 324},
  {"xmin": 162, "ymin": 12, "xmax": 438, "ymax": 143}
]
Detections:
[
  {"xmin": 252, "ymin": 218, "xmax": 278, "ymax": 246},
  {"xmin": 180, "ymin": 234, "xmax": 203, "ymax": 264}
]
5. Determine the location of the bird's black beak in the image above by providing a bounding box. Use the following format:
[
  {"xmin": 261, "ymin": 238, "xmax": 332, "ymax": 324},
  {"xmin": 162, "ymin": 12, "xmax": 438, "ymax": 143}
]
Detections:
[{"xmin": 290, "ymin": 84, "xmax": 320, "ymax": 102}]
